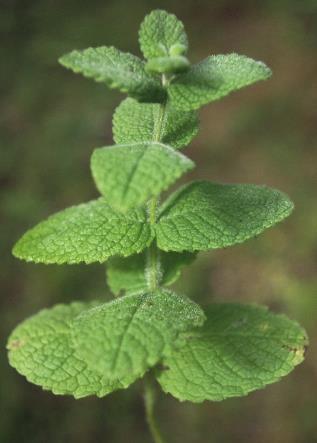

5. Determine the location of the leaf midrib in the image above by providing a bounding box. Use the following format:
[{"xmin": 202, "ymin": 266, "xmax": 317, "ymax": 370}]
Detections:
[{"xmin": 110, "ymin": 297, "xmax": 144, "ymax": 373}]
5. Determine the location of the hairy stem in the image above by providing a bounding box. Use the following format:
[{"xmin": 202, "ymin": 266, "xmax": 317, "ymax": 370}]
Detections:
[
  {"xmin": 146, "ymin": 233, "xmax": 161, "ymax": 291},
  {"xmin": 146, "ymin": 82, "xmax": 168, "ymax": 291},
  {"xmin": 153, "ymin": 100, "xmax": 167, "ymax": 142},
  {"xmin": 146, "ymin": 195, "xmax": 161, "ymax": 291},
  {"xmin": 144, "ymin": 375, "xmax": 167, "ymax": 443}
]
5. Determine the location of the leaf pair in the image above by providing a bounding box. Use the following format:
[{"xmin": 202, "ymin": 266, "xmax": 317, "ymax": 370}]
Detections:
[
  {"xmin": 7, "ymin": 291, "xmax": 205, "ymax": 398},
  {"xmin": 59, "ymin": 10, "xmax": 271, "ymax": 110},
  {"xmin": 13, "ymin": 181, "xmax": 293, "ymax": 265},
  {"xmin": 112, "ymin": 98, "xmax": 199, "ymax": 149},
  {"xmin": 91, "ymin": 95, "xmax": 199, "ymax": 213},
  {"xmin": 7, "ymin": 298, "xmax": 307, "ymax": 401}
]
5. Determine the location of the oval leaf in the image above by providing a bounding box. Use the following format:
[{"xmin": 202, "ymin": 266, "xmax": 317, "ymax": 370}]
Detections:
[
  {"xmin": 139, "ymin": 10, "xmax": 188, "ymax": 59},
  {"xmin": 156, "ymin": 181, "xmax": 294, "ymax": 252},
  {"xmin": 59, "ymin": 46, "xmax": 165, "ymax": 102},
  {"xmin": 7, "ymin": 302, "xmax": 133, "ymax": 398},
  {"xmin": 156, "ymin": 303, "xmax": 308, "ymax": 402},
  {"xmin": 13, "ymin": 199, "xmax": 153, "ymax": 264},
  {"xmin": 91, "ymin": 143, "xmax": 194, "ymax": 211},
  {"xmin": 168, "ymin": 54, "xmax": 272, "ymax": 111}
]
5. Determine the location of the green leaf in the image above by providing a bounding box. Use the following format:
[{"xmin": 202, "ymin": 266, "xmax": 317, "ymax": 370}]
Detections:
[
  {"xmin": 107, "ymin": 251, "xmax": 196, "ymax": 296},
  {"xmin": 91, "ymin": 143, "xmax": 194, "ymax": 211},
  {"xmin": 156, "ymin": 181, "xmax": 293, "ymax": 252},
  {"xmin": 72, "ymin": 290, "xmax": 205, "ymax": 382},
  {"xmin": 145, "ymin": 55, "xmax": 190, "ymax": 74},
  {"xmin": 168, "ymin": 54, "xmax": 272, "ymax": 111},
  {"xmin": 7, "ymin": 302, "xmax": 134, "ymax": 398},
  {"xmin": 13, "ymin": 198, "xmax": 153, "ymax": 264},
  {"xmin": 113, "ymin": 98, "xmax": 199, "ymax": 149},
  {"xmin": 156, "ymin": 303, "xmax": 308, "ymax": 402},
  {"xmin": 139, "ymin": 10, "xmax": 188, "ymax": 59},
  {"xmin": 59, "ymin": 46, "xmax": 165, "ymax": 102}
]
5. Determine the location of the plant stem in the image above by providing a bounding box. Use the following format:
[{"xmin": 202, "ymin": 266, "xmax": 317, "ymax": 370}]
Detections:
[
  {"xmin": 153, "ymin": 100, "xmax": 167, "ymax": 142},
  {"xmin": 146, "ymin": 233, "xmax": 161, "ymax": 291},
  {"xmin": 144, "ymin": 375, "xmax": 167, "ymax": 443},
  {"xmin": 146, "ymin": 86, "xmax": 168, "ymax": 291},
  {"xmin": 146, "ymin": 195, "xmax": 161, "ymax": 291},
  {"xmin": 144, "ymin": 76, "xmax": 170, "ymax": 441}
]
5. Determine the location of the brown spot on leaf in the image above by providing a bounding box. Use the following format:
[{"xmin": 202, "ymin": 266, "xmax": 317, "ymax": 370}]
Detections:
[
  {"xmin": 8, "ymin": 339, "xmax": 25, "ymax": 350},
  {"xmin": 281, "ymin": 343, "xmax": 307, "ymax": 361}
]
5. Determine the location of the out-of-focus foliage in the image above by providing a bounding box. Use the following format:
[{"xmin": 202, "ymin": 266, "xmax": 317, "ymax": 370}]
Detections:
[{"xmin": 1, "ymin": 1, "xmax": 316, "ymax": 442}]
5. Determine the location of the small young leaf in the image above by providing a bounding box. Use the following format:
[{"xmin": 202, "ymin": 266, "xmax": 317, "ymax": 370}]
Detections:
[
  {"xmin": 156, "ymin": 181, "xmax": 293, "ymax": 252},
  {"xmin": 139, "ymin": 10, "xmax": 188, "ymax": 59},
  {"xmin": 168, "ymin": 54, "xmax": 272, "ymax": 111},
  {"xmin": 13, "ymin": 198, "xmax": 153, "ymax": 264},
  {"xmin": 107, "ymin": 251, "xmax": 196, "ymax": 296},
  {"xmin": 113, "ymin": 98, "xmax": 199, "ymax": 149},
  {"xmin": 59, "ymin": 46, "xmax": 165, "ymax": 102},
  {"xmin": 91, "ymin": 143, "xmax": 194, "ymax": 211},
  {"xmin": 72, "ymin": 290, "xmax": 205, "ymax": 382},
  {"xmin": 156, "ymin": 303, "xmax": 308, "ymax": 402},
  {"xmin": 7, "ymin": 302, "xmax": 133, "ymax": 398},
  {"xmin": 145, "ymin": 55, "xmax": 190, "ymax": 74}
]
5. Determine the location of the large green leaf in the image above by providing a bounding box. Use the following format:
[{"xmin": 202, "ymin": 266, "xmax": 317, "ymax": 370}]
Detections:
[
  {"xmin": 107, "ymin": 251, "xmax": 196, "ymax": 296},
  {"xmin": 7, "ymin": 302, "xmax": 133, "ymax": 398},
  {"xmin": 72, "ymin": 290, "xmax": 205, "ymax": 382},
  {"xmin": 168, "ymin": 54, "xmax": 272, "ymax": 110},
  {"xmin": 156, "ymin": 303, "xmax": 308, "ymax": 402},
  {"xmin": 59, "ymin": 46, "xmax": 165, "ymax": 102},
  {"xmin": 91, "ymin": 143, "xmax": 194, "ymax": 211},
  {"xmin": 139, "ymin": 10, "xmax": 188, "ymax": 59},
  {"xmin": 113, "ymin": 98, "xmax": 199, "ymax": 149},
  {"xmin": 156, "ymin": 181, "xmax": 293, "ymax": 252},
  {"xmin": 13, "ymin": 198, "xmax": 153, "ymax": 264}
]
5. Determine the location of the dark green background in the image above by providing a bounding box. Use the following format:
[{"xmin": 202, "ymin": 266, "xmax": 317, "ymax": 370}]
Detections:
[{"xmin": 1, "ymin": 1, "xmax": 316, "ymax": 442}]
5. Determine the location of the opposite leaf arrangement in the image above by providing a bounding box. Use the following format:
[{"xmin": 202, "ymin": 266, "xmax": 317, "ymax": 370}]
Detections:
[{"xmin": 8, "ymin": 9, "xmax": 308, "ymax": 442}]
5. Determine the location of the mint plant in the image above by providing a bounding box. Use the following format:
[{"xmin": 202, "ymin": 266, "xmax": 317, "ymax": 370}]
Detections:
[{"xmin": 7, "ymin": 9, "xmax": 308, "ymax": 443}]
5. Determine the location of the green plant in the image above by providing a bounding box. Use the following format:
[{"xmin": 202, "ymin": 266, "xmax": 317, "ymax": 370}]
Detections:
[{"xmin": 7, "ymin": 9, "xmax": 308, "ymax": 443}]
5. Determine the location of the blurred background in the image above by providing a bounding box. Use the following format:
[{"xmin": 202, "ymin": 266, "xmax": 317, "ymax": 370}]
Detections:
[{"xmin": 1, "ymin": 0, "xmax": 316, "ymax": 442}]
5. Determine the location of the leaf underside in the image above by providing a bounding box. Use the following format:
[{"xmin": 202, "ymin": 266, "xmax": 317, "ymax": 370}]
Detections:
[
  {"xmin": 72, "ymin": 290, "xmax": 205, "ymax": 382},
  {"xmin": 7, "ymin": 302, "xmax": 133, "ymax": 398},
  {"xmin": 156, "ymin": 181, "xmax": 294, "ymax": 252},
  {"xmin": 156, "ymin": 303, "xmax": 308, "ymax": 402},
  {"xmin": 91, "ymin": 142, "xmax": 194, "ymax": 211}
]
